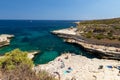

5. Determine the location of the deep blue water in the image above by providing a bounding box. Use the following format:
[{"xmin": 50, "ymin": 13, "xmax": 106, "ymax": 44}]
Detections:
[{"xmin": 0, "ymin": 20, "xmax": 95, "ymax": 64}]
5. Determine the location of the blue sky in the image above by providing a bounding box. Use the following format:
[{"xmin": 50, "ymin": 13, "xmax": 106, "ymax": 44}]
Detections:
[{"xmin": 0, "ymin": 0, "xmax": 120, "ymax": 20}]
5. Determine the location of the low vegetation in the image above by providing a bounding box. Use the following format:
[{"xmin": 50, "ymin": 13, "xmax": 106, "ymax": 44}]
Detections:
[
  {"xmin": 77, "ymin": 18, "xmax": 120, "ymax": 41},
  {"xmin": 79, "ymin": 18, "xmax": 120, "ymax": 24},
  {"xmin": 0, "ymin": 49, "xmax": 33, "ymax": 70},
  {"xmin": 0, "ymin": 49, "xmax": 57, "ymax": 80}
]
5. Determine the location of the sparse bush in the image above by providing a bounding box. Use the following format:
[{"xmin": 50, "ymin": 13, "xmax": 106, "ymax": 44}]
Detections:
[
  {"xmin": 107, "ymin": 36, "xmax": 116, "ymax": 40},
  {"xmin": 38, "ymin": 70, "xmax": 58, "ymax": 80},
  {"xmin": 114, "ymin": 26, "xmax": 120, "ymax": 29},
  {"xmin": 1, "ymin": 64, "xmax": 39, "ymax": 80},
  {"xmin": 95, "ymin": 34, "xmax": 105, "ymax": 40},
  {"xmin": 77, "ymin": 18, "xmax": 120, "ymax": 41},
  {"xmin": 85, "ymin": 31, "xmax": 93, "ymax": 38}
]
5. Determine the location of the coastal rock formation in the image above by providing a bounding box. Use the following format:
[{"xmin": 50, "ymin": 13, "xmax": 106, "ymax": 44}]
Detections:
[
  {"xmin": 28, "ymin": 51, "xmax": 40, "ymax": 59},
  {"xmin": 52, "ymin": 28, "xmax": 77, "ymax": 35},
  {"xmin": 51, "ymin": 28, "xmax": 120, "ymax": 60},
  {"xmin": 34, "ymin": 53, "xmax": 120, "ymax": 80},
  {"xmin": 65, "ymin": 38, "xmax": 120, "ymax": 60},
  {"xmin": 0, "ymin": 34, "xmax": 14, "ymax": 48}
]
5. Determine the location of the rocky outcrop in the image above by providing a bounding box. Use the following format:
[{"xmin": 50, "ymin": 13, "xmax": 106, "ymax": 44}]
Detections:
[
  {"xmin": 0, "ymin": 34, "xmax": 14, "ymax": 48},
  {"xmin": 65, "ymin": 38, "xmax": 120, "ymax": 60},
  {"xmin": 51, "ymin": 28, "xmax": 120, "ymax": 60},
  {"xmin": 28, "ymin": 51, "xmax": 40, "ymax": 59},
  {"xmin": 34, "ymin": 53, "xmax": 120, "ymax": 80}
]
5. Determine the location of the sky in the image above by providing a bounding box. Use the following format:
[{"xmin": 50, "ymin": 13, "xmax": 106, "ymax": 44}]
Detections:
[{"xmin": 0, "ymin": 0, "xmax": 120, "ymax": 20}]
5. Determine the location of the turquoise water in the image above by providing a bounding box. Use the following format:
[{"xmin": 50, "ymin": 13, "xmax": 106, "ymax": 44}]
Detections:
[{"xmin": 0, "ymin": 20, "xmax": 95, "ymax": 64}]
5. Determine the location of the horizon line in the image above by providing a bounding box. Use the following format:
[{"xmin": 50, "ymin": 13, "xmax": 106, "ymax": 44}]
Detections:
[
  {"xmin": 0, "ymin": 19, "xmax": 81, "ymax": 21},
  {"xmin": 0, "ymin": 17, "xmax": 119, "ymax": 21}
]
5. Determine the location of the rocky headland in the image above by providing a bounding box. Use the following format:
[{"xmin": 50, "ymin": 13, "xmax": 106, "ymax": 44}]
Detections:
[
  {"xmin": 0, "ymin": 34, "xmax": 14, "ymax": 48},
  {"xmin": 51, "ymin": 18, "xmax": 120, "ymax": 60},
  {"xmin": 52, "ymin": 28, "xmax": 120, "ymax": 60}
]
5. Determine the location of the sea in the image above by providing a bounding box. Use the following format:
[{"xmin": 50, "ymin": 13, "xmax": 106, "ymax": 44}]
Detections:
[{"xmin": 0, "ymin": 20, "xmax": 95, "ymax": 64}]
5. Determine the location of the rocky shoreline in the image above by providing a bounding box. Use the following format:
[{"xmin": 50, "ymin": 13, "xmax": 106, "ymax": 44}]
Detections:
[
  {"xmin": 34, "ymin": 53, "xmax": 120, "ymax": 80},
  {"xmin": 0, "ymin": 34, "xmax": 14, "ymax": 48},
  {"xmin": 51, "ymin": 28, "xmax": 120, "ymax": 60},
  {"xmin": 28, "ymin": 51, "xmax": 40, "ymax": 59}
]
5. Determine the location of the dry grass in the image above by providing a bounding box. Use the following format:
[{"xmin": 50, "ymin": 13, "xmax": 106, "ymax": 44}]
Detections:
[{"xmin": 0, "ymin": 64, "xmax": 58, "ymax": 80}]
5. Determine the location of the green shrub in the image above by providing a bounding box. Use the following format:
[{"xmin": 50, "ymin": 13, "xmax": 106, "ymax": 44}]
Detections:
[
  {"xmin": 94, "ymin": 34, "xmax": 105, "ymax": 40},
  {"xmin": 0, "ymin": 49, "xmax": 34, "ymax": 70},
  {"xmin": 114, "ymin": 26, "xmax": 120, "ymax": 29},
  {"xmin": 85, "ymin": 31, "xmax": 93, "ymax": 38}
]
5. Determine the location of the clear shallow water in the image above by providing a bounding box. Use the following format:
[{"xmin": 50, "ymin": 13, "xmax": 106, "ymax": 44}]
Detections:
[{"xmin": 0, "ymin": 20, "xmax": 95, "ymax": 64}]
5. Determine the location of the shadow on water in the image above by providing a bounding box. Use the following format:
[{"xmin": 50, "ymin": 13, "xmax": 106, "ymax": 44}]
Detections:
[{"xmin": 67, "ymin": 43, "xmax": 97, "ymax": 58}]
